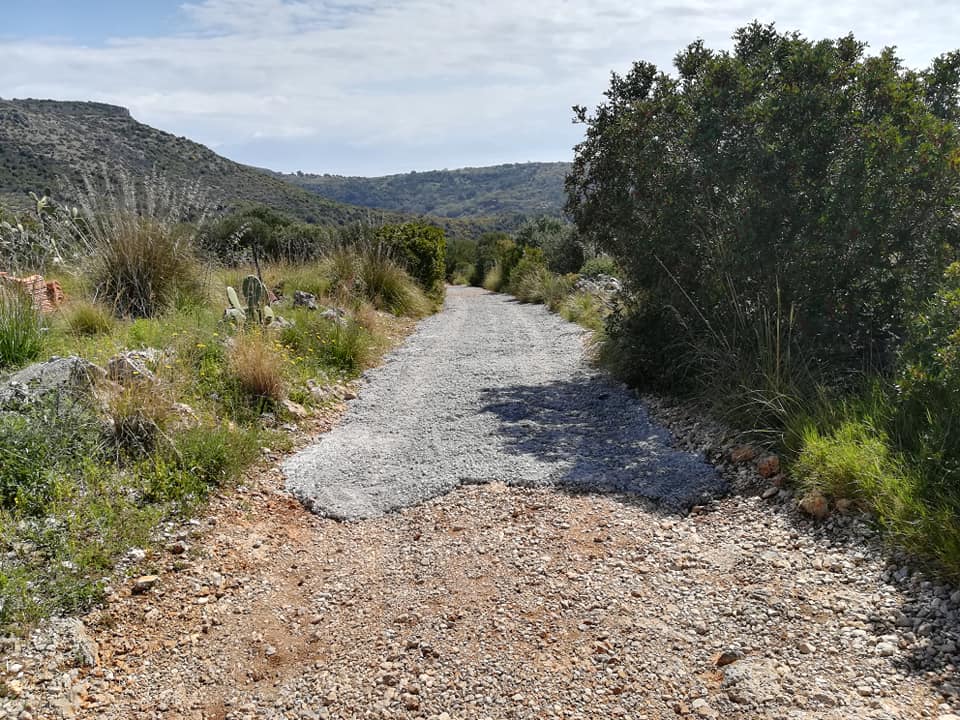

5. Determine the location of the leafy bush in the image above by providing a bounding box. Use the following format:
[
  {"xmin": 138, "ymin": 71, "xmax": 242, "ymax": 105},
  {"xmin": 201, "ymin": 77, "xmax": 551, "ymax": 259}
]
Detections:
[
  {"xmin": 375, "ymin": 222, "xmax": 446, "ymax": 295},
  {"xmin": 893, "ymin": 262, "xmax": 960, "ymax": 488},
  {"xmin": 0, "ymin": 287, "xmax": 43, "ymax": 369},
  {"xmin": 515, "ymin": 216, "xmax": 583, "ymax": 275},
  {"xmin": 567, "ymin": 24, "xmax": 960, "ymax": 387}
]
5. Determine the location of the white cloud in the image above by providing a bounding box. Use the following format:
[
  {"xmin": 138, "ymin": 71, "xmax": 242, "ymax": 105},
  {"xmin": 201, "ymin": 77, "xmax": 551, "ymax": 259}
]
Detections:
[{"xmin": 1, "ymin": 0, "xmax": 958, "ymax": 174}]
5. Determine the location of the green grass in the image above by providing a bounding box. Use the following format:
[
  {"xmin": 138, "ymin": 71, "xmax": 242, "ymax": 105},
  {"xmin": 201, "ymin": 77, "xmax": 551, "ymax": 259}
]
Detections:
[
  {"xmin": 0, "ymin": 288, "xmax": 44, "ymax": 369},
  {"xmin": 560, "ymin": 292, "xmax": 606, "ymax": 334},
  {"xmin": 0, "ymin": 248, "xmax": 427, "ymax": 633}
]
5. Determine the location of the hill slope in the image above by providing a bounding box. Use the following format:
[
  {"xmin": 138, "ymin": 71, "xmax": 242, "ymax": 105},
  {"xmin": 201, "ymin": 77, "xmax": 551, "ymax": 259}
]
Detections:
[
  {"xmin": 274, "ymin": 162, "xmax": 570, "ymax": 219},
  {"xmin": 0, "ymin": 99, "xmax": 390, "ymax": 225}
]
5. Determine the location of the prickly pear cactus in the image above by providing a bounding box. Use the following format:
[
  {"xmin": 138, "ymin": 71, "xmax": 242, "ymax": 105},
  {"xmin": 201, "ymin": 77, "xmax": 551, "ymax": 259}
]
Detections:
[
  {"xmin": 239, "ymin": 275, "xmax": 275, "ymax": 325},
  {"xmin": 226, "ymin": 286, "xmax": 244, "ymax": 312}
]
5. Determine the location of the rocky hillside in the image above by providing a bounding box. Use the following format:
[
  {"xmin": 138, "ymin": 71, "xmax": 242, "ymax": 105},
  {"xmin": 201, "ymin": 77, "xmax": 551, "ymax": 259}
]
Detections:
[
  {"xmin": 0, "ymin": 99, "xmax": 390, "ymax": 225},
  {"xmin": 274, "ymin": 162, "xmax": 570, "ymax": 220}
]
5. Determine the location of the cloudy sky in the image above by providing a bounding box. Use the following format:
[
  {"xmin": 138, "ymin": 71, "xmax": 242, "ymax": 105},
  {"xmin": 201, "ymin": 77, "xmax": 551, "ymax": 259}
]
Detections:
[{"xmin": 1, "ymin": 1, "xmax": 958, "ymax": 176}]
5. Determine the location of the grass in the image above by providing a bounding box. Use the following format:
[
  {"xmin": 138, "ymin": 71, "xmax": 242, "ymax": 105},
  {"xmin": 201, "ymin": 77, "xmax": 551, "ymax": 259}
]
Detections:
[
  {"xmin": 482, "ymin": 264, "xmax": 504, "ymax": 292},
  {"xmin": 0, "ymin": 287, "xmax": 44, "ymax": 369},
  {"xmin": 559, "ymin": 292, "xmax": 606, "ymax": 334},
  {"xmin": 227, "ymin": 331, "xmax": 287, "ymax": 405},
  {"xmin": 0, "ymin": 243, "xmax": 432, "ymax": 633},
  {"xmin": 59, "ymin": 300, "xmax": 115, "ymax": 337}
]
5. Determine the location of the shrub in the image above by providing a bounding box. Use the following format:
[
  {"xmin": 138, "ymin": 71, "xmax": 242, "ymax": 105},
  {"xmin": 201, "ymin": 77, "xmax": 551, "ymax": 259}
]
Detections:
[
  {"xmin": 560, "ymin": 292, "xmax": 606, "ymax": 333},
  {"xmin": 0, "ymin": 287, "xmax": 43, "ymax": 369},
  {"xmin": 516, "ymin": 216, "xmax": 583, "ymax": 275},
  {"xmin": 359, "ymin": 246, "xmax": 433, "ymax": 317},
  {"xmin": 227, "ymin": 332, "xmax": 286, "ymax": 404},
  {"xmin": 280, "ymin": 312, "xmax": 375, "ymax": 373},
  {"xmin": 61, "ymin": 300, "xmax": 114, "ymax": 336},
  {"xmin": 107, "ymin": 385, "xmax": 173, "ymax": 456},
  {"xmin": 567, "ymin": 24, "xmax": 960, "ymax": 387},
  {"xmin": 0, "ymin": 397, "xmax": 102, "ymax": 515},
  {"xmin": 892, "ymin": 262, "xmax": 960, "ymax": 489},
  {"xmin": 88, "ymin": 218, "xmax": 204, "ymax": 318},
  {"xmin": 482, "ymin": 264, "xmax": 505, "ymax": 292},
  {"xmin": 375, "ymin": 222, "xmax": 446, "ymax": 295},
  {"xmin": 170, "ymin": 424, "xmax": 261, "ymax": 487}
]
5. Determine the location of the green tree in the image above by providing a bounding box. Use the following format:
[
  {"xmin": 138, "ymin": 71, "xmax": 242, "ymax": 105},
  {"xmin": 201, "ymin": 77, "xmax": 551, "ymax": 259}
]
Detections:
[{"xmin": 567, "ymin": 23, "xmax": 960, "ymax": 386}]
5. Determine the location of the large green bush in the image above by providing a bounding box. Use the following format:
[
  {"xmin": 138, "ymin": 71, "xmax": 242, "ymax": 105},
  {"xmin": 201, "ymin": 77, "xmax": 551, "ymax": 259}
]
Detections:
[
  {"xmin": 375, "ymin": 222, "xmax": 446, "ymax": 295},
  {"xmin": 566, "ymin": 23, "xmax": 960, "ymax": 389}
]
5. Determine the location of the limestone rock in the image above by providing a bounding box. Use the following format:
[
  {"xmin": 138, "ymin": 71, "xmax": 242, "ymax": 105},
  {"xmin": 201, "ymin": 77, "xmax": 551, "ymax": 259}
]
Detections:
[
  {"xmin": 293, "ymin": 291, "xmax": 318, "ymax": 310},
  {"xmin": 0, "ymin": 356, "xmax": 105, "ymax": 410}
]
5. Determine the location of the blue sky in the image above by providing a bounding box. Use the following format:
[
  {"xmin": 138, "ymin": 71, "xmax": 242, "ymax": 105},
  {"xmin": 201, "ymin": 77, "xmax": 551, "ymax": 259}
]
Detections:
[{"xmin": 2, "ymin": 1, "xmax": 959, "ymax": 176}]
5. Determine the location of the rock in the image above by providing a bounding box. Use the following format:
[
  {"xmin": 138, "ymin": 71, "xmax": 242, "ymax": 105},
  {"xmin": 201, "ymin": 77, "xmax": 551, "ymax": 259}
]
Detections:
[
  {"xmin": 714, "ymin": 650, "xmax": 743, "ymax": 667},
  {"xmin": 690, "ymin": 698, "xmax": 717, "ymax": 718},
  {"xmin": 49, "ymin": 618, "xmax": 99, "ymax": 668},
  {"xmin": 730, "ymin": 445, "xmax": 757, "ymax": 464},
  {"xmin": 293, "ymin": 291, "xmax": 318, "ymax": 310},
  {"xmin": 876, "ymin": 642, "xmax": 896, "ymax": 656},
  {"xmin": 799, "ymin": 491, "xmax": 829, "ymax": 519},
  {"xmin": 171, "ymin": 402, "xmax": 199, "ymax": 428},
  {"xmin": 937, "ymin": 714, "xmax": 960, "ymax": 720},
  {"xmin": 106, "ymin": 349, "xmax": 161, "ymax": 385},
  {"xmin": 281, "ymin": 399, "xmax": 310, "ymax": 420},
  {"xmin": 798, "ymin": 641, "xmax": 815, "ymax": 654},
  {"xmin": 320, "ymin": 308, "xmax": 347, "ymax": 326},
  {"xmin": 761, "ymin": 486, "xmax": 778, "ymax": 499},
  {"xmin": 0, "ymin": 356, "xmax": 105, "ymax": 410},
  {"xmin": 756, "ymin": 454, "xmax": 781, "ymax": 478},
  {"xmin": 132, "ymin": 575, "xmax": 160, "ymax": 594}
]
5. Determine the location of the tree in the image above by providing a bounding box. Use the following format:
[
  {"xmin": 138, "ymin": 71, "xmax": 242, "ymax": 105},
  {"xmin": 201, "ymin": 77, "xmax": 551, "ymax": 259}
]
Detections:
[{"xmin": 566, "ymin": 23, "xmax": 960, "ymax": 385}]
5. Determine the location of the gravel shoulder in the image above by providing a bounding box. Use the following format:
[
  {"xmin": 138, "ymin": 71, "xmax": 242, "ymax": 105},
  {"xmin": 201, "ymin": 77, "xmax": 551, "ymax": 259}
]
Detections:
[
  {"xmin": 3, "ymin": 289, "xmax": 959, "ymax": 720},
  {"xmin": 283, "ymin": 287, "xmax": 724, "ymax": 519}
]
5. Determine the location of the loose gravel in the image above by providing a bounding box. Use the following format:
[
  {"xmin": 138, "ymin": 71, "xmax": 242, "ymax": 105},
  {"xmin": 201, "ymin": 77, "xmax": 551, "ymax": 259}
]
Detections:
[
  {"xmin": 283, "ymin": 287, "xmax": 724, "ymax": 520},
  {"xmin": 5, "ymin": 289, "xmax": 959, "ymax": 720}
]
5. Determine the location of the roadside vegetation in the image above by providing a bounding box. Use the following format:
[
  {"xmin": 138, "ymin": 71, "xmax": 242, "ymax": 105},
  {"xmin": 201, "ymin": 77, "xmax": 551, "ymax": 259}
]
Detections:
[
  {"xmin": 473, "ymin": 24, "xmax": 960, "ymax": 579},
  {"xmin": 0, "ymin": 176, "xmax": 444, "ymax": 630}
]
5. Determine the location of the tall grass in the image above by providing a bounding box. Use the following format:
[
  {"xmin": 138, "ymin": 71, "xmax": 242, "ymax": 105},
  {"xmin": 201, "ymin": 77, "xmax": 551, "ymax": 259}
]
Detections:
[
  {"xmin": 227, "ymin": 331, "xmax": 286, "ymax": 405},
  {"xmin": 0, "ymin": 287, "xmax": 44, "ymax": 369},
  {"xmin": 315, "ymin": 246, "xmax": 432, "ymax": 317},
  {"xmin": 72, "ymin": 173, "xmax": 208, "ymax": 318}
]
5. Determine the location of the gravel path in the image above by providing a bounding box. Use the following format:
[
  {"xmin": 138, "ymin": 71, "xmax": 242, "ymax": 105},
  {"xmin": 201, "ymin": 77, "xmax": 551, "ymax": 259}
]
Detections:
[
  {"xmin": 7, "ymin": 290, "xmax": 960, "ymax": 720},
  {"xmin": 283, "ymin": 287, "xmax": 724, "ymax": 519}
]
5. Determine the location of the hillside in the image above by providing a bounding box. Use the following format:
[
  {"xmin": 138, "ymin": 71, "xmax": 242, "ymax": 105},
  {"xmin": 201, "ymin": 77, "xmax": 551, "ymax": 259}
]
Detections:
[
  {"xmin": 0, "ymin": 99, "xmax": 395, "ymax": 225},
  {"xmin": 274, "ymin": 162, "xmax": 570, "ymax": 219}
]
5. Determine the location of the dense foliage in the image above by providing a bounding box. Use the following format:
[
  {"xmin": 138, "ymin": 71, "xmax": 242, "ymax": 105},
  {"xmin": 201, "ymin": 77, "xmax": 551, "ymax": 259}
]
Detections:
[
  {"xmin": 563, "ymin": 23, "xmax": 960, "ymax": 576},
  {"xmin": 566, "ymin": 23, "xmax": 960, "ymax": 387},
  {"xmin": 375, "ymin": 221, "xmax": 447, "ymax": 296}
]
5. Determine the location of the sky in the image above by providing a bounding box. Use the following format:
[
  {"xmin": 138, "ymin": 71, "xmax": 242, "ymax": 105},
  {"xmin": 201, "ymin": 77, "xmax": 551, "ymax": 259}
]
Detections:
[{"xmin": 1, "ymin": 1, "xmax": 959, "ymax": 176}]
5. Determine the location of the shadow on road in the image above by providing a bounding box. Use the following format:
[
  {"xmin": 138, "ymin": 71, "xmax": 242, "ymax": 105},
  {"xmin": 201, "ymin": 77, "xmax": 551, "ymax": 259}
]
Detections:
[{"xmin": 478, "ymin": 377, "xmax": 727, "ymax": 513}]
